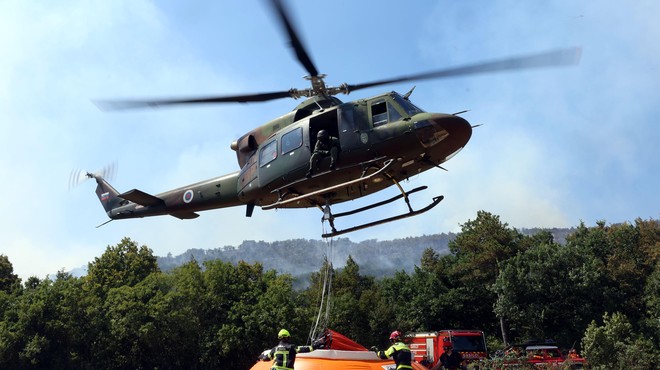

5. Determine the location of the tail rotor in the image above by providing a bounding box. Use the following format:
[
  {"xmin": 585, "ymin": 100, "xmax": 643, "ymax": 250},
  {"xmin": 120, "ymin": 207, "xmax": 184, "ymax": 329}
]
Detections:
[{"xmin": 69, "ymin": 162, "xmax": 117, "ymax": 190}]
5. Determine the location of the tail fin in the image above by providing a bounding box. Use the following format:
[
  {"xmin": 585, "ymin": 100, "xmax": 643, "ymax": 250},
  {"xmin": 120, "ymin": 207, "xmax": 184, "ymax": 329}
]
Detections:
[{"xmin": 88, "ymin": 173, "xmax": 122, "ymax": 214}]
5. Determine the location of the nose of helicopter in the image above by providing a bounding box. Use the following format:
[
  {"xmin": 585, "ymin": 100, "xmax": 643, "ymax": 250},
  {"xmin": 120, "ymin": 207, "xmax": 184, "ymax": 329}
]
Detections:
[{"xmin": 414, "ymin": 113, "xmax": 472, "ymax": 157}]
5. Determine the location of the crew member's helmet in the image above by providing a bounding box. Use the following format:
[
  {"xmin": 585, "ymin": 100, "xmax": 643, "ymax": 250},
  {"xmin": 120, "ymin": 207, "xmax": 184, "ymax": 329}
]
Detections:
[
  {"xmin": 443, "ymin": 342, "xmax": 453, "ymax": 351},
  {"xmin": 317, "ymin": 130, "xmax": 329, "ymax": 139},
  {"xmin": 389, "ymin": 330, "xmax": 402, "ymax": 342},
  {"xmin": 278, "ymin": 329, "xmax": 291, "ymax": 339}
]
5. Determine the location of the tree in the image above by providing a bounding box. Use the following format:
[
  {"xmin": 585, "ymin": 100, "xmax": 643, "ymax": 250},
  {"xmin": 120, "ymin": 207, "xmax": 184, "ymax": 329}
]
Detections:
[
  {"xmin": 329, "ymin": 256, "xmax": 376, "ymax": 345},
  {"xmin": 85, "ymin": 237, "xmax": 159, "ymax": 298},
  {"xmin": 377, "ymin": 271, "xmax": 417, "ymax": 337},
  {"xmin": 566, "ymin": 221, "xmax": 658, "ymax": 327},
  {"xmin": 101, "ymin": 271, "xmax": 203, "ymax": 369},
  {"xmin": 0, "ymin": 273, "xmax": 93, "ymax": 369},
  {"xmin": 449, "ymin": 211, "xmax": 526, "ymax": 283},
  {"xmin": 202, "ymin": 259, "xmax": 304, "ymax": 369},
  {"xmin": 378, "ymin": 249, "xmax": 448, "ymax": 333},
  {"xmin": 0, "ymin": 255, "xmax": 20, "ymax": 294},
  {"xmin": 643, "ymin": 261, "xmax": 660, "ymax": 339},
  {"xmin": 444, "ymin": 211, "xmax": 526, "ymax": 342},
  {"xmin": 582, "ymin": 312, "xmax": 659, "ymax": 370},
  {"xmin": 492, "ymin": 242, "xmax": 602, "ymax": 346}
]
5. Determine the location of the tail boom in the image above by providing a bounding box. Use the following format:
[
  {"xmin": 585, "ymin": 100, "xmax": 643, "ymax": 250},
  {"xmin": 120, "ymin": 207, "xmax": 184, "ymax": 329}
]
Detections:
[{"xmin": 90, "ymin": 172, "xmax": 243, "ymax": 221}]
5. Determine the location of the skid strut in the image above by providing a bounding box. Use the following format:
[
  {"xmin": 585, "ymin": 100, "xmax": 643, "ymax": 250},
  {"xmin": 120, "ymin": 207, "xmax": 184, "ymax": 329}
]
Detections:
[{"xmin": 321, "ymin": 185, "xmax": 444, "ymax": 238}]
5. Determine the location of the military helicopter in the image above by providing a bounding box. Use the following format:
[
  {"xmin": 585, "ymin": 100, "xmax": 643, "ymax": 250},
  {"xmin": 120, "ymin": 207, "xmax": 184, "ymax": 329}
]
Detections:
[{"xmin": 87, "ymin": 0, "xmax": 580, "ymax": 238}]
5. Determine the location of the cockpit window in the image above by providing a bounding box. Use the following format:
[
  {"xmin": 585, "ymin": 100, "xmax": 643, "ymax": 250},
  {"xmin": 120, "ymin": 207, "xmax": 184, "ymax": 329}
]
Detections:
[
  {"xmin": 259, "ymin": 140, "xmax": 277, "ymax": 167},
  {"xmin": 388, "ymin": 102, "xmax": 402, "ymax": 122},
  {"xmin": 392, "ymin": 93, "xmax": 425, "ymax": 115},
  {"xmin": 371, "ymin": 99, "xmax": 404, "ymax": 126}
]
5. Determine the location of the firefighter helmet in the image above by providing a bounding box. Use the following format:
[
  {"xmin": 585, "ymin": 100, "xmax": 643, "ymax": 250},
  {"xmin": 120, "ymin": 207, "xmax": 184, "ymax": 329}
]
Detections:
[
  {"xmin": 317, "ymin": 130, "xmax": 329, "ymax": 139},
  {"xmin": 389, "ymin": 330, "xmax": 402, "ymax": 341},
  {"xmin": 278, "ymin": 329, "xmax": 291, "ymax": 339}
]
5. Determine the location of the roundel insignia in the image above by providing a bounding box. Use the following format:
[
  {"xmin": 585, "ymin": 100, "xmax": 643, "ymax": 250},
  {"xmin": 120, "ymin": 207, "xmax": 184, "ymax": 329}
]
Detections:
[{"xmin": 183, "ymin": 189, "xmax": 194, "ymax": 203}]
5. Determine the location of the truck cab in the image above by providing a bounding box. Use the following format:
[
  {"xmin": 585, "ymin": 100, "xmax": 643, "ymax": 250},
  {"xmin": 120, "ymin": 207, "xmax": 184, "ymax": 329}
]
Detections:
[{"xmin": 408, "ymin": 330, "xmax": 488, "ymax": 369}]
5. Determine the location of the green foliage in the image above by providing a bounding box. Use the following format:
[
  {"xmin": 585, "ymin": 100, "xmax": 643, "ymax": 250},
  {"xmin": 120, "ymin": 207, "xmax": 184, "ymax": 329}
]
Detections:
[
  {"xmin": 643, "ymin": 262, "xmax": 660, "ymax": 339},
  {"xmin": 0, "ymin": 254, "xmax": 21, "ymax": 294},
  {"xmin": 582, "ymin": 312, "xmax": 660, "ymax": 370},
  {"xmin": 492, "ymin": 242, "xmax": 603, "ymax": 345},
  {"xmin": 439, "ymin": 211, "xmax": 528, "ymax": 337},
  {"xmin": 85, "ymin": 237, "xmax": 159, "ymax": 299},
  {"xmin": 448, "ymin": 211, "xmax": 526, "ymax": 282},
  {"xmin": 566, "ymin": 221, "xmax": 658, "ymax": 331},
  {"xmin": 0, "ymin": 215, "xmax": 658, "ymax": 369},
  {"xmin": 0, "ymin": 272, "xmax": 94, "ymax": 368},
  {"xmin": 328, "ymin": 256, "xmax": 376, "ymax": 344}
]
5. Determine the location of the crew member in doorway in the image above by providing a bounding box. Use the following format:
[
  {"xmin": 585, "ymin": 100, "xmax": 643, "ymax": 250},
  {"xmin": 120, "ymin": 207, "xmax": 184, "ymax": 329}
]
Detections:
[{"xmin": 306, "ymin": 129, "xmax": 339, "ymax": 178}]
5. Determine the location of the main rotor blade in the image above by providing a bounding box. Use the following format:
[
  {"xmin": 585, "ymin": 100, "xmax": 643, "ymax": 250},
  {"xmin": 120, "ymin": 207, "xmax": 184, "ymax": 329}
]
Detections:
[
  {"xmin": 93, "ymin": 90, "xmax": 293, "ymax": 111},
  {"xmin": 268, "ymin": 0, "xmax": 319, "ymax": 77},
  {"xmin": 346, "ymin": 47, "xmax": 582, "ymax": 92}
]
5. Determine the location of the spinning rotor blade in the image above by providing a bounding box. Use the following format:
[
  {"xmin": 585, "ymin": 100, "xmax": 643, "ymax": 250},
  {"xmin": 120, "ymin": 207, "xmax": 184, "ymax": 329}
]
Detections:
[
  {"xmin": 69, "ymin": 162, "xmax": 117, "ymax": 190},
  {"xmin": 346, "ymin": 47, "xmax": 582, "ymax": 93},
  {"xmin": 94, "ymin": 90, "xmax": 293, "ymax": 111},
  {"xmin": 69, "ymin": 169, "xmax": 88, "ymax": 190},
  {"xmin": 268, "ymin": 0, "xmax": 319, "ymax": 77}
]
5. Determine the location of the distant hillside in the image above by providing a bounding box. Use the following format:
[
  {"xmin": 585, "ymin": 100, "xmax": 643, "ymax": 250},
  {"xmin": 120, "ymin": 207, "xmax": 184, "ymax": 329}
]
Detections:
[
  {"xmin": 156, "ymin": 228, "xmax": 574, "ymax": 285},
  {"xmin": 158, "ymin": 233, "xmax": 455, "ymax": 281}
]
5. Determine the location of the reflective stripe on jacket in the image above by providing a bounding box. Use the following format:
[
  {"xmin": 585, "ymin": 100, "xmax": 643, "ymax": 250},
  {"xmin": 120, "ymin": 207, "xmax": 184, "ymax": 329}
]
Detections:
[
  {"xmin": 378, "ymin": 341, "xmax": 413, "ymax": 370},
  {"xmin": 265, "ymin": 342, "xmax": 313, "ymax": 370}
]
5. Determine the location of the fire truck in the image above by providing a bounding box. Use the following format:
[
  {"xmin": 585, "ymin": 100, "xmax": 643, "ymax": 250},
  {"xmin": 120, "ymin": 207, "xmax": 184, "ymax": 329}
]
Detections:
[
  {"xmin": 408, "ymin": 330, "xmax": 488, "ymax": 369},
  {"xmin": 498, "ymin": 340, "xmax": 589, "ymax": 369}
]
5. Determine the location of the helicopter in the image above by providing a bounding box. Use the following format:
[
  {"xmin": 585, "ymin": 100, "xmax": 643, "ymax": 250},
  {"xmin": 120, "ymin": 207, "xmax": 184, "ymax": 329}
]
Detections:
[{"xmin": 87, "ymin": 0, "xmax": 581, "ymax": 238}]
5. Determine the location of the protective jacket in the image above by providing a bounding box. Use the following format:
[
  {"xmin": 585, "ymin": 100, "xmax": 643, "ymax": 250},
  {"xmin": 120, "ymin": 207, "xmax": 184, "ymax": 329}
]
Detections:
[
  {"xmin": 313, "ymin": 136, "xmax": 340, "ymax": 154},
  {"xmin": 307, "ymin": 136, "xmax": 340, "ymax": 176},
  {"xmin": 262, "ymin": 341, "xmax": 314, "ymax": 370},
  {"xmin": 439, "ymin": 350, "xmax": 463, "ymax": 370},
  {"xmin": 377, "ymin": 341, "xmax": 413, "ymax": 370}
]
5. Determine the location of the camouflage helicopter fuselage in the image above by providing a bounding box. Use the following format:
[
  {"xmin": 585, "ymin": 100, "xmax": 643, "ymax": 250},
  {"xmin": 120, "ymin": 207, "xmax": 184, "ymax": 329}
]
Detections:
[{"xmin": 91, "ymin": 90, "xmax": 471, "ymax": 222}]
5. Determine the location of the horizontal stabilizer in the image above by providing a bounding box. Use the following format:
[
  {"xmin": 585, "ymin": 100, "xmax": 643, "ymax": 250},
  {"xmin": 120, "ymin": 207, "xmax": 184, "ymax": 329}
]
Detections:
[
  {"xmin": 119, "ymin": 189, "xmax": 165, "ymax": 207},
  {"xmin": 170, "ymin": 211, "xmax": 200, "ymax": 220}
]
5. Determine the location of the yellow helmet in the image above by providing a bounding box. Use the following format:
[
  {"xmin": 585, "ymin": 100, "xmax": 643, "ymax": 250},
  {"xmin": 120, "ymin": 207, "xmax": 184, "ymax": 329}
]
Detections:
[{"xmin": 278, "ymin": 329, "xmax": 291, "ymax": 339}]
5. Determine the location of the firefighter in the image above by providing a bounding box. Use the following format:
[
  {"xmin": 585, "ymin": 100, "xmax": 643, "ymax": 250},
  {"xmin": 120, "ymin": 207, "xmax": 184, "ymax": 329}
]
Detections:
[
  {"xmin": 439, "ymin": 342, "xmax": 464, "ymax": 370},
  {"xmin": 373, "ymin": 330, "xmax": 413, "ymax": 370},
  {"xmin": 306, "ymin": 129, "xmax": 340, "ymax": 177},
  {"xmin": 258, "ymin": 329, "xmax": 324, "ymax": 370}
]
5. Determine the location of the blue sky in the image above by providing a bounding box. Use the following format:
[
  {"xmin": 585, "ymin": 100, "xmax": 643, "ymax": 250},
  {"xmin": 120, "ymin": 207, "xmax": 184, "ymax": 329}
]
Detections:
[{"xmin": 1, "ymin": 0, "xmax": 658, "ymax": 280}]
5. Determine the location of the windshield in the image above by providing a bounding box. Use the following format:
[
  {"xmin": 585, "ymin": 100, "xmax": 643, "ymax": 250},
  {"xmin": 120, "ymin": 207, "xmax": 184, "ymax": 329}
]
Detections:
[
  {"xmin": 392, "ymin": 93, "xmax": 425, "ymax": 115},
  {"xmin": 452, "ymin": 335, "xmax": 487, "ymax": 352}
]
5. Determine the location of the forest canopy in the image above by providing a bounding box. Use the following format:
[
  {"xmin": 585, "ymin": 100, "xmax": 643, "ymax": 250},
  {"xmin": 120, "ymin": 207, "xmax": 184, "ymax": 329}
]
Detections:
[{"xmin": 1, "ymin": 213, "xmax": 658, "ymax": 369}]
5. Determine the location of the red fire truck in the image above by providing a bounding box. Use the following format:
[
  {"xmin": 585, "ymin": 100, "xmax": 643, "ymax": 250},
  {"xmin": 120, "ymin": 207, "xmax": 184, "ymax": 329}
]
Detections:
[{"xmin": 408, "ymin": 330, "xmax": 488, "ymax": 369}]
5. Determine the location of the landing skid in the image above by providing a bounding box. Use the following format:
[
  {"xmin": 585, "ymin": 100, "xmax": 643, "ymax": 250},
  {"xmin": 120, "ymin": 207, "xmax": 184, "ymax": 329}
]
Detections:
[{"xmin": 321, "ymin": 188, "xmax": 444, "ymax": 238}]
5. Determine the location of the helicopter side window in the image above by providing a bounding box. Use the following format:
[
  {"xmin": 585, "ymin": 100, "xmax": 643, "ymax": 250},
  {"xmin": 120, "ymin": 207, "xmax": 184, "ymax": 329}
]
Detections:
[
  {"xmin": 259, "ymin": 140, "xmax": 278, "ymax": 167},
  {"xmin": 388, "ymin": 102, "xmax": 403, "ymax": 122},
  {"xmin": 281, "ymin": 127, "xmax": 303, "ymax": 155},
  {"xmin": 371, "ymin": 100, "xmax": 388, "ymax": 126},
  {"xmin": 372, "ymin": 99, "xmax": 403, "ymax": 126}
]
